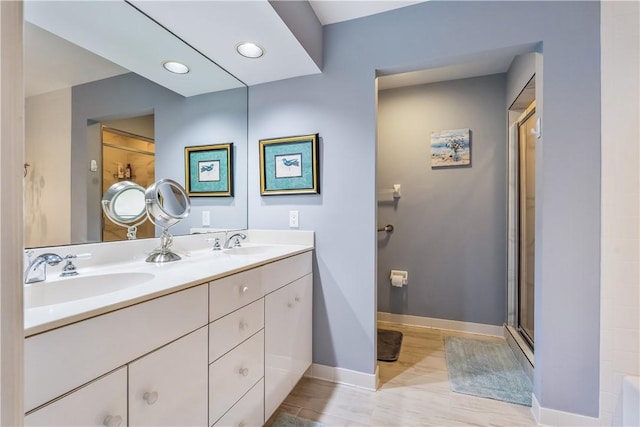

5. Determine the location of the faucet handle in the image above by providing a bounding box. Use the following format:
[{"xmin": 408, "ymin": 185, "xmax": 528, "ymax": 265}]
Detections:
[
  {"xmin": 60, "ymin": 253, "xmax": 92, "ymax": 277},
  {"xmin": 206, "ymin": 237, "xmax": 222, "ymax": 251}
]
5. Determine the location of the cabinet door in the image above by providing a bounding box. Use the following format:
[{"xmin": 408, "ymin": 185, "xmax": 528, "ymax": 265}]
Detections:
[
  {"xmin": 25, "ymin": 367, "xmax": 126, "ymax": 427},
  {"xmin": 264, "ymin": 273, "xmax": 312, "ymax": 419},
  {"xmin": 129, "ymin": 327, "xmax": 208, "ymax": 426}
]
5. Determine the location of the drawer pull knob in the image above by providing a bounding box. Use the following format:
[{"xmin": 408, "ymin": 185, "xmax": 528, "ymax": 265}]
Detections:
[
  {"xmin": 240, "ymin": 286, "xmax": 249, "ymax": 295},
  {"xmin": 143, "ymin": 391, "xmax": 158, "ymax": 405},
  {"xmin": 239, "ymin": 321, "xmax": 248, "ymax": 330},
  {"xmin": 295, "ymin": 296, "xmax": 301, "ymax": 302},
  {"xmin": 239, "ymin": 367, "xmax": 249, "ymax": 376},
  {"xmin": 103, "ymin": 415, "xmax": 122, "ymax": 427},
  {"xmin": 287, "ymin": 301, "xmax": 294, "ymax": 308}
]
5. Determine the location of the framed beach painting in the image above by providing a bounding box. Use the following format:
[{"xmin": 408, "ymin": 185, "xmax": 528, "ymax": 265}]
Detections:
[
  {"xmin": 430, "ymin": 128, "xmax": 471, "ymax": 168},
  {"xmin": 259, "ymin": 134, "xmax": 320, "ymax": 195},
  {"xmin": 184, "ymin": 143, "xmax": 233, "ymax": 197}
]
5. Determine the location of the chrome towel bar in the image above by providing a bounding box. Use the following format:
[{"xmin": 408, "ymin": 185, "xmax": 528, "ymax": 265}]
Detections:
[{"xmin": 377, "ymin": 224, "xmax": 394, "ymax": 233}]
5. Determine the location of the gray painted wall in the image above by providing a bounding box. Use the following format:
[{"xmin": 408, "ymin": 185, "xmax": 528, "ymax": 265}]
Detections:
[
  {"xmin": 71, "ymin": 73, "xmax": 248, "ymax": 242},
  {"xmin": 248, "ymin": 1, "xmax": 601, "ymax": 416},
  {"xmin": 377, "ymin": 74, "xmax": 507, "ymax": 326}
]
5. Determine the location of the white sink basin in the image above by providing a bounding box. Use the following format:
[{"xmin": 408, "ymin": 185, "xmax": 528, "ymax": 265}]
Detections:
[
  {"xmin": 223, "ymin": 245, "xmax": 275, "ymax": 256},
  {"xmin": 25, "ymin": 272, "xmax": 155, "ymax": 308}
]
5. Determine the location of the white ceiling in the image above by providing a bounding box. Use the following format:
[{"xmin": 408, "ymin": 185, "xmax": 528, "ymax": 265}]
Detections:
[
  {"xmin": 24, "ymin": 22, "xmax": 128, "ymax": 98},
  {"xmin": 26, "ymin": 0, "xmax": 512, "ymax": 97},
  {"xmin": 309, "ymin": 0, "xmax": 425, "ymax": 25}
]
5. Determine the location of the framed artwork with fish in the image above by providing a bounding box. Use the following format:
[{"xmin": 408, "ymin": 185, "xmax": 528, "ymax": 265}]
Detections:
[
  {"xmin": 259, "ymin": 134, "xmax": 320, "ymax": 195},
  {"xmin": 184, "ymin": 143, "xmax": 233, "ymax": 196}
]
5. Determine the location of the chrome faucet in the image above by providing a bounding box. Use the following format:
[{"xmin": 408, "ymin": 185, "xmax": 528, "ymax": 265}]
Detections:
[
  {"xmin": 224, "ymin": 232, "xmax": 247, "ymax": 249},
  {"xmin": 24, "ymin": 252, "xmax": 92, "ymax": 284},
  {"xmin": 24, "ymin": 253, "xmax": 64, "ymax": 284}
]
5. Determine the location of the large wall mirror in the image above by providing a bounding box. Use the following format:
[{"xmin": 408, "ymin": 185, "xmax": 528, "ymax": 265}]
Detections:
[{"xmin": 24, "ymin": 1, "xmax": 248, "ymax": 248}]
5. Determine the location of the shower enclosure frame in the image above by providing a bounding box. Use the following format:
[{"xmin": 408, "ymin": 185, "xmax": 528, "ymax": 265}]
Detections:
[{"xmin": 506, "ymin": 76, "xmax": 537, "ymax": 360}]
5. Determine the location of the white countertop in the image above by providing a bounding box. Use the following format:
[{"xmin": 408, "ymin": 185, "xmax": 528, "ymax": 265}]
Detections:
[{"xmin": 24, "ymin": 231, "xmax": 314, "ymax": 337}]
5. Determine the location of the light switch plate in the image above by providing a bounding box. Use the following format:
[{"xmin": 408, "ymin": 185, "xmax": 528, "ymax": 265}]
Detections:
[
  {"xmin": 289, "ymin": 210, "xmax": 299, "ymax": 228},
  {"xmin": 202, "ymin": 211, "xmax": 210, "ymax": 226}
]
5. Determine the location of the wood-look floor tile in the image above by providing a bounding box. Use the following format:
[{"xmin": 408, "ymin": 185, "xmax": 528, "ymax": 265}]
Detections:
[
  {"xmin": 297, "ymin": 408, "xmax": 373, "ymax": 426},
  {"xmin": 272, "ymin": 323, "xmax": 537, "ymax": 426}
]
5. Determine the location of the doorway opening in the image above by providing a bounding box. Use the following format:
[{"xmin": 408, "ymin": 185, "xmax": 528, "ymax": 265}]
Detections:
[{"xmin": 100, "ymin": 115, "xmax": 155, "ymax": 242}]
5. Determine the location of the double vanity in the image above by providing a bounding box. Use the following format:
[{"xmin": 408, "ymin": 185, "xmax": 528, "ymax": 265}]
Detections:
[{"xmin": 23, "ymin": 230, "xmax": 314, "ymax": 427}]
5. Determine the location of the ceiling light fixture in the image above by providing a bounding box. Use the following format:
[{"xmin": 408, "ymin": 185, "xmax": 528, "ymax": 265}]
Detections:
[
  {"xmin": 236, "ymin": 42, "xmax": 264, "ymax": 59},
  {"xmin": 162, "ymin": 60, "xmax": 190, "ymax": 74}
]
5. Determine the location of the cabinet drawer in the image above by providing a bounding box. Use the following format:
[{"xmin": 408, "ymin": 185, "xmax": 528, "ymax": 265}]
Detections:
[
  {"xmin": 129, "ymin": 327, "xmax": 208, "ymax": 427},
  {"xmin": 210, "ymin": 269, "xmax": 262, "ymax": 321},
  {"xmin": 25, "ymin": 367, "xmax": 127, "ymax": 427},
  {"xmin": 210, "ymin": 299, "xmax": 264, "ymax": 362},
  {"xmin": 261, "ymin": 252, "xmax": 312, "ymax": 294},
  {"xmin": 25, "ymin": 284, "xmax": 208, "ymax": 412},
  {"xmin": 213, "ymin": 378, "xmax": 264, "ymax": 427},
  {"xmin": 209, "ymin": 330, "xmax": 264, "ymax": 425}
]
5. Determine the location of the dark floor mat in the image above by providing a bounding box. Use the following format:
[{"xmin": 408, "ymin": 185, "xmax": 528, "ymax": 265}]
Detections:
[{"xmin": 377, "ymin": 329, "xmax": 403, "ymax": 361}]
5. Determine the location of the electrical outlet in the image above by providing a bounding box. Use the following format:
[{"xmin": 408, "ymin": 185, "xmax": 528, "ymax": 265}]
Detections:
[
  {"xmin": 202, "ymin": 211, "xmax": 210, "ymax": 226},
  {"xmin": 289, "ymin": 210, "xmax": 299, "ymax": 228}
]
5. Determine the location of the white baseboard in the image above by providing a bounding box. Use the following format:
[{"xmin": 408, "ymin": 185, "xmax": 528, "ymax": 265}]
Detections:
[
  {"xmin": 377, "ymin": 312, "xmax": 504, "ymax": 337},
  {"xmin": 532, "ymin": 393, "xmax": 601, "ymax": 426},
  {"xmin": 304, "ymin": 363, "xmax": 378, "ymax": 391}
]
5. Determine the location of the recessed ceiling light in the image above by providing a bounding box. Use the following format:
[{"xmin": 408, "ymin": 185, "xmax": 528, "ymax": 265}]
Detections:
[
  {"xmin": 162, "ymin": 60, "xmax": 190, "ymax": 74},
  {"xmin": 236, "ymin": 42, "xmax": 264, "ymax": 59}
]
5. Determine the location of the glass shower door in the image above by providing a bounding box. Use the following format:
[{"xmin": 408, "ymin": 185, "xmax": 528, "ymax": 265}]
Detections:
[{"xmin": 517, "ymin": 105, "xmax": 536, "ymax": 348}]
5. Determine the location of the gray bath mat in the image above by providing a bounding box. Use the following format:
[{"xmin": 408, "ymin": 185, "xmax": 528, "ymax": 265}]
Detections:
[
  {"xmin": 444, "ymin": 336, "xmax": 532, "ymax": 406},
  {"xmin": 377, "ymin": 329, "xmax": 403, "ymax": 361}
]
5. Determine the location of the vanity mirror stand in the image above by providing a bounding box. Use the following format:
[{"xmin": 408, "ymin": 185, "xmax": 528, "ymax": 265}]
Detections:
[{"xmin": 144, "ymin": 179, "xmax": 191, "ymax": 263}]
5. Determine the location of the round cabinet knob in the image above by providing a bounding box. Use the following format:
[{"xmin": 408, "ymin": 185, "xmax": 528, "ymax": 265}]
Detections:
[
  {"xmin": 103, "ymin": 415, "xmax": 122, "ymax": 427},
  {"xmin": 143, "ymin": 391, "xmax": 159, "ymax": 405},
  {"xmin": 295, "ymin": 296, "xmax": 301, "ymax": 302},
  {"xmin": 240, "ymin": 286, "xmax": 249, "ymax": 295},
  {"xmin": 239, "ymin": 367, "xmax": 249, "ymax": 377},
  {"xmin": 287, "ymin": 301, "xmax": 294, "ymax": 308},
  {"xmin": 239, "ymin": 321, "xmax": 248, "ymax": 330}
]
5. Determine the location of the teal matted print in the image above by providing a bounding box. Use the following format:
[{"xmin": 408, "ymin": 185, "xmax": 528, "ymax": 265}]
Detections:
[
  {"xmin": 184, "ymin": 143, "xmax": 233, "ymax": 197},
  {"xmin": 259, "ymin": 134, "xmax": 319, "ymax": 195}
]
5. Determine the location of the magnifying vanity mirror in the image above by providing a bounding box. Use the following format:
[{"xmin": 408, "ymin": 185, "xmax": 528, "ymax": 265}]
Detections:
[
  {"xmin": 144, "ymin": 179, "xmax": 191, "ymax": 263},
  {"xmin": 101, "ymin": 181, "xmax": 147, "ymax": 240},
  {"xmin": 24, "ymin": 1, "xmax": 248, "ymax": 249}
]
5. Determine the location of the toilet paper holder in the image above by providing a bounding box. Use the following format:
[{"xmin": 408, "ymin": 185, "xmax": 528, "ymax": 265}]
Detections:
[{"xmin": 390, "ymin": 270, "xmax": 408, "ymax": 286}]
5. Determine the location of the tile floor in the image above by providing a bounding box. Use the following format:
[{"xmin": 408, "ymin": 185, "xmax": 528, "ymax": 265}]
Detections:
[{"xmin": 266, "ymin": 322, "xmax": 537, "ymax": 426}]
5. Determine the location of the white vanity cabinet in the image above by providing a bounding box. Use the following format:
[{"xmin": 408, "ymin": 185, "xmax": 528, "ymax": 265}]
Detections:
[
  {"xmin": 24, "ymin": 367, "xmax": 127, "ymax": 427},
  {"xmin": 24, "ymin": 248, "xmax": 313, "ymax": 427}
]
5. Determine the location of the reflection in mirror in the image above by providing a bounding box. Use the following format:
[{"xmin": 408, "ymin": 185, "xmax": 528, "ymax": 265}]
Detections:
[
  {"xmin": 144, "ymin": 179, "xmax": 191, "ymax": 264},
  {"xmin": 101, "ymin": 123, "xmax": 155, "ymax": 242},
  {"xmin": 102, "ymin": 181, "xmax": 147, "ymax": 240},
  {"xmin": 23, "ymin": 1, "xmax": 248, "ymax": 249}
]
